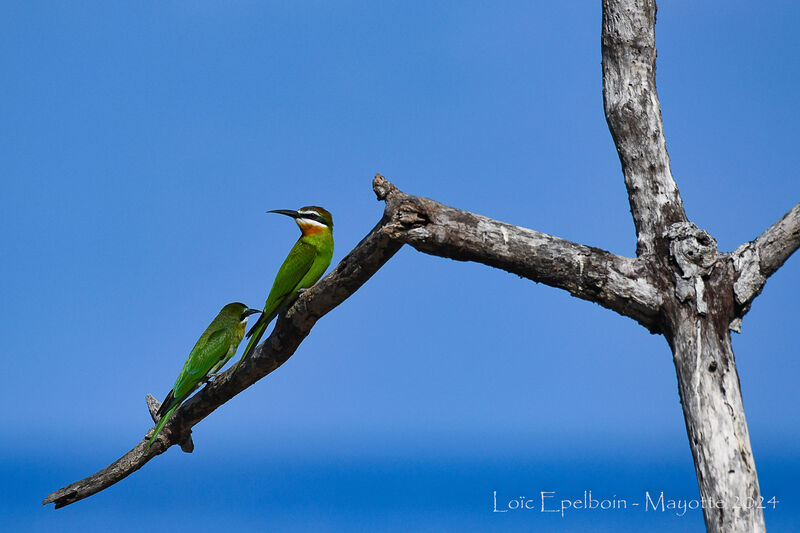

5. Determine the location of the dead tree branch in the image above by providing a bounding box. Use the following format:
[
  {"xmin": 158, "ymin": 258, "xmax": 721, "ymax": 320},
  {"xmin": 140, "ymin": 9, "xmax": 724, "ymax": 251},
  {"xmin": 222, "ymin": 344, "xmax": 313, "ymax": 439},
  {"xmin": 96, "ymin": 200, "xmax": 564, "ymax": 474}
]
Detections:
[
  {"xmin": 602, "ymin": 0, "xmax": 687, "ymax": 257},
  {"xmin": 44, "ymin": 175, "xmax": 663, "ymax": 509},
  {"xmin": 374, "ymin": 175, "xmax": 662, "ymax": 331},
  {"xmin": 43, "ymin": 213, "xmax": 403, "ymax": 509},
  {"xmin": 731, "ymin": 202, "xmax": 800, "ymax": 321}
]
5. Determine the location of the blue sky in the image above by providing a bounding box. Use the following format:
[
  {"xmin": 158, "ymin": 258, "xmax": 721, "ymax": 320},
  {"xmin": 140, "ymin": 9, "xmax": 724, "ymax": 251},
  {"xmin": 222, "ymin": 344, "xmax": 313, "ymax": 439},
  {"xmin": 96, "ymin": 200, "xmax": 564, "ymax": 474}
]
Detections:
[{"xmin": 2, "ymin": 2, "xmax": 798, "ymax": 531}]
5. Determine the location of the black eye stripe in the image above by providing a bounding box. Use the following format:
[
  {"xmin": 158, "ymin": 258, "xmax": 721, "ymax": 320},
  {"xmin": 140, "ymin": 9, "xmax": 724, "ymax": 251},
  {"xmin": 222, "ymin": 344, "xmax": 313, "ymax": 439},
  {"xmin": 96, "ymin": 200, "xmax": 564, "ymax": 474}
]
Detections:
[{"xmin": 300, "ymin": 213, "xmax": 325, "ymax": 223}]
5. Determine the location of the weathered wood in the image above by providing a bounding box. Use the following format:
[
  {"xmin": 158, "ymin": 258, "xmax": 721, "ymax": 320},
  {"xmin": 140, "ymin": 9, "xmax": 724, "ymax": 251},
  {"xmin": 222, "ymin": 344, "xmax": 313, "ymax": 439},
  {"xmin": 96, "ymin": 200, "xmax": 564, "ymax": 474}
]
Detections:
[
  {"xmin": 375, "ymin": 175, "xmax": 662, "ymax": 331},
  {"xmin": 731, "ymin": 202, "xmax": 800, "ymax": 327},
  {"xmin": 669, "ymin": 311, "xmax": 765, "ymax": 532},
  {"xmin": 602, "ymin": 0, "xmax": 687, "ymax": 257},
  {"xmin": 600, "ymin": 1, "xmax": 777, "ymax": 530},
  {"xmin": 660, "ymin": 222, "xmax": 766, "ymax": 532}
]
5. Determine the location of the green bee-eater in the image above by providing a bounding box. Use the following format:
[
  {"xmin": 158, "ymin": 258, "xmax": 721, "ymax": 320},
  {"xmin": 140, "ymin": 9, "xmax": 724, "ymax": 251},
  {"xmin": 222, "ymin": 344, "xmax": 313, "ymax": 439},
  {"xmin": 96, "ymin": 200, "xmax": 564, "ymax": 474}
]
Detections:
[
  {"xmin": 236, "ymin": 206, "xmax": 334, "ymax": 371},
  {"xmin": 147, "ymin": 302, "xmax": 261, "ymax": 450}
]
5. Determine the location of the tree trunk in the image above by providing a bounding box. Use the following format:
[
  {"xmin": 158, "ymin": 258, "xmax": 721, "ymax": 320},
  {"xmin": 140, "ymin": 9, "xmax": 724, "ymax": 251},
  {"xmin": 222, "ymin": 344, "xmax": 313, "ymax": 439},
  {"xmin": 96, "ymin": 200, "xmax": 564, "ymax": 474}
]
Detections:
[
  {"xmin": 658, "ymin": 221, "xmax": 768, "ymax": 532},
  {"xmin": 668, "ymin": 311, "xmax": 765, "ymax": 532}
]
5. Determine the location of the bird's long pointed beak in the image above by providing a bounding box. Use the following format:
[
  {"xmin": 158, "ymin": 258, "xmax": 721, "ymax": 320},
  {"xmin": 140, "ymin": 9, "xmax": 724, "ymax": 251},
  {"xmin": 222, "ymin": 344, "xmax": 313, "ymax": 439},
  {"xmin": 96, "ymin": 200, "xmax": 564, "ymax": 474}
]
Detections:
[
  {"xmin": 242, "ymin": 308, "xmax": 262, "ymax": 318},
  {"xmin": 267, "ymin": 209, "xmax": 301, "ymax": 218}
]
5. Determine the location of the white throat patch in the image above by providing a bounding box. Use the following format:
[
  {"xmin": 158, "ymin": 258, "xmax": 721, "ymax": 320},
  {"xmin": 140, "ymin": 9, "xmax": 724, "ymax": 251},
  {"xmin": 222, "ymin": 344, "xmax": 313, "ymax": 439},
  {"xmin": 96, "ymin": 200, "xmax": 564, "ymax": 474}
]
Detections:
[{"xmin": 297, "ymin": 218, "xmax": 327, "ymax": 229}]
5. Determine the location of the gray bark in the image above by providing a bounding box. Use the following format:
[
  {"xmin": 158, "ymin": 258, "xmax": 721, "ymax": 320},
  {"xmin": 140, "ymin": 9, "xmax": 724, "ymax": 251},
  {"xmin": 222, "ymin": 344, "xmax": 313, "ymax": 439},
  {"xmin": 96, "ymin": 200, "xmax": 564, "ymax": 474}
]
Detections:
[
  {"xmin": 600, "ymin": 1, "xmax": 796, "ymax": 531},
  {"xmin": 601, "ymin": 0, "xmax": 687, "ymax": 258},
  {"xmin": 660, "ymin": 222, "xmax": 767, "ymax": 532},
  {"xmin": 44, "ymin": 3, "xmax": 799, "ymax": 532},
  {"xmin": 731, "ymin": 203, "xmax": 800, "ymax": 329},
  {"xmin": 374, "ymin": 176, "xmax": 662, "ymax": 331},
  {"xmin": 669, "ymin": 310, "xmax": 764, "ymax": 532}
]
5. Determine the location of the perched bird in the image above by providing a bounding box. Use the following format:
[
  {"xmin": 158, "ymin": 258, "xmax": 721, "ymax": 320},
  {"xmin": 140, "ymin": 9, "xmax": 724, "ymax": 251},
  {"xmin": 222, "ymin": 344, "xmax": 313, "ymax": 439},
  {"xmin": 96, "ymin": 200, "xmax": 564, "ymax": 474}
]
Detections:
[
  {"xmin": 236, "ymin": 206, "xmax": 334, "ymax": 371},
  {"xmin": 147, "ymin": 302, "xmax": 261, "ymax": 450}
]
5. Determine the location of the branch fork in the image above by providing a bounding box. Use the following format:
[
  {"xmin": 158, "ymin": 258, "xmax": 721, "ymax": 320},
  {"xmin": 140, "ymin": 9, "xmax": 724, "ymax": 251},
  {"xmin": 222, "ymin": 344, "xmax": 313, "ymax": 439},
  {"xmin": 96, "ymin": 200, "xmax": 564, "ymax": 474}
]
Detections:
[
  {"xmin": 666, "ymin": 222, "xmax": 719, "ymax": 315},
  {"xmin": 43, "ymin": 5, "xmax": 800, "ymax": 532}
]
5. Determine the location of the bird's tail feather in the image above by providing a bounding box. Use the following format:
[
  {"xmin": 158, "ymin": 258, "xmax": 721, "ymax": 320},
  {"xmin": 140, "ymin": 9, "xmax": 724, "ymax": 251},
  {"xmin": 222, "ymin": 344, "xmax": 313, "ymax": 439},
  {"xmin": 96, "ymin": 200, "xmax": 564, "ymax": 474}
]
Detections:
[
  {"xmin": 146, "ymin": 400, "xmax": 179, "ymax": 451},
  {"xmin": 245, "ymin": 312, "xmax": 264, "ymax": 339},
  {"xmin": 237, "ymin": 303, "xmax": 284, "ymax": 372},
  {"xmin": 156, "ymin": 390, "xmax": 174, "ymax": 419},
  {"xmin": 236, "ymin": 317, "xmax": 267, "ymax": 372}
]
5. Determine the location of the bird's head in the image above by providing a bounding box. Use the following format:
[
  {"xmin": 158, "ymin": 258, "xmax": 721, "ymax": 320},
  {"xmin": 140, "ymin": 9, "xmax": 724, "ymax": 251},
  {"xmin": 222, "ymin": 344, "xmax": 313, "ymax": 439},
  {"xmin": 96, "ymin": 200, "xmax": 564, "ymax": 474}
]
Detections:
[
  {"xmin": 268, "ymin": 206, "xmax": 333, "ymax": 235},
  {"xmin": 222, "ymin": 302, "xmax": 262, "ymax": 323}
]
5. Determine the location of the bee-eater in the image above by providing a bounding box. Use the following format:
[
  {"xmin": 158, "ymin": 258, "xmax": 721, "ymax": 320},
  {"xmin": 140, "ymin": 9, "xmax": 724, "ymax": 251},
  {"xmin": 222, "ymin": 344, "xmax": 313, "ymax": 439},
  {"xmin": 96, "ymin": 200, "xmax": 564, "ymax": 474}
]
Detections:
[
  {"xmin": 236, "ymin": 206, "xmax": 334, "ymax": 371},
  {"xmin": 147, "ymin": 302, "xmax": 261, "ymax": 450}
]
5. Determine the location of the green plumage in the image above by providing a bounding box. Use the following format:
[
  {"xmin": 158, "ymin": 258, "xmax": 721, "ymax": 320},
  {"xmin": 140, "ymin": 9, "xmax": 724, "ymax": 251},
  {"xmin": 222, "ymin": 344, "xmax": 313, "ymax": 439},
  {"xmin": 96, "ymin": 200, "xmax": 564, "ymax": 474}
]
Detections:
[
  {"xmin": 236, "ymin": 206, "xmax": 334, "ymax": 371},
  {"xmin": 146, "ymin": 302, "xmax": 257, "ymax": 450}
]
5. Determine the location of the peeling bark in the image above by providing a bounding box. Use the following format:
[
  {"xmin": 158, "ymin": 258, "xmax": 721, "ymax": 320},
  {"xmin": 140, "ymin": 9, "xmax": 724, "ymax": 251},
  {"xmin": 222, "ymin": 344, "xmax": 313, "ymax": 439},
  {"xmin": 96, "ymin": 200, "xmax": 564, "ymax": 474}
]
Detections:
[
  {"xmin": 660, "ymin": 224, "xmax": 766, "ymax": 532},
  {"xmin": 731, "ymin": 202, "xmax": 800, "ymax": 320}
]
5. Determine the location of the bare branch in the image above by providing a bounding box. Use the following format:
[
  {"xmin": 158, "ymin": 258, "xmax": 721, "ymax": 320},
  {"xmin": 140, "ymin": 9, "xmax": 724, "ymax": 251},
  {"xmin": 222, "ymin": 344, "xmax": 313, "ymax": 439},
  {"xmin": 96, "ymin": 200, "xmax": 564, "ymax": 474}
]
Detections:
[
  {"xmin": 602, "ymin": 0, "xmax": 687, "ymax": 256},
  {"xmin": 731, "ymin": 202, "xmax": 800, "ymax": 318},
  {"xmin": 756, "ymin": 202, "xmax": 800, "ymax": 273},
  {"xmin": 374, "ymin": 175, "xmax": 663, "ymax": 331},
  {"xmin": 43, "ymin": 215, "xmax": 402, "ymax": 509},
  {"xmin": 44, "ymin": 175, "xmax": 666, "ymax": 508}
]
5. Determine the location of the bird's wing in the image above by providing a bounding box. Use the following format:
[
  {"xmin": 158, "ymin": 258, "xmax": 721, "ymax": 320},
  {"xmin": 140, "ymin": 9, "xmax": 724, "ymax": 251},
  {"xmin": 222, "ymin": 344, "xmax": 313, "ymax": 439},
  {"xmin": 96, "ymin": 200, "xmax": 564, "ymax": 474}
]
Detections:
[
  {"xmin": 236, "ymin": 241, "xmax": 317, "ymax": 371},
  {"xmin": 247, "ymin": 240, "xmax": 317, "ymax": 338},
  {"xmin": 171, "ymin": 327, "xmax": 233, "ymax": 401},
  {"xmin": 265, "ymin": 239, "xmax": 318, "ymax": 315}
]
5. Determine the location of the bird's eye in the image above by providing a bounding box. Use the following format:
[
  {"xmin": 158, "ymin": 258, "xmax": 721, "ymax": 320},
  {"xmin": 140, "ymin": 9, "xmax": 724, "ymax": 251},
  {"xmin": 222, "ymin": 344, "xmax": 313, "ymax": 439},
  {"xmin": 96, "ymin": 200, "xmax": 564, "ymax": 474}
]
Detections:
[{"xmin": 302, "ymin": 213, "xmax": 325, "ymax": 224}]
